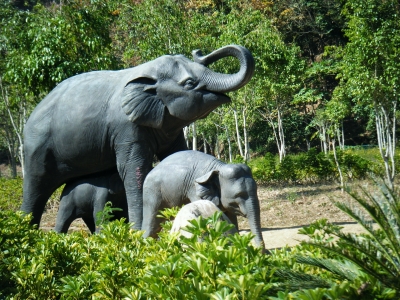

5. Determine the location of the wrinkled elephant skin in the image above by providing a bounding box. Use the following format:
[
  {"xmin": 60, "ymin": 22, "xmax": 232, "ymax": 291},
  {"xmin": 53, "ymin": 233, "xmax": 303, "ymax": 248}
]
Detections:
[{"xmin": 21, "ymin": 45, "xmax": 255, "ymax": 230}]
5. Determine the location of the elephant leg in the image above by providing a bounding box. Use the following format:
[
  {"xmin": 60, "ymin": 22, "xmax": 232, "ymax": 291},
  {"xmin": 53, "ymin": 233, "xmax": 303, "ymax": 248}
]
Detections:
[
  {"xmin": 142, "ymin": 209, "xmax": 164, "ymax": 238},
  {"xmin": 22, "ymin": 172, "xmax": 61, "ymax": 227},
  {"xmin": 82, "ymin": 216, "xmax": 96, "ymax": 234},
  {"xmin": 93, "ymin": 193, "xmax": 109, "ymax": 233},
  {"xmin": 54, "ymin": 195, "xmax": 77, "ymax": 233},
  {"xmin": 115, "ymin": 142, "xmax": 153, "ymax": 230},
  {"xmin": 142, "ymin": 184, "xmax": 166, "ymax": 238},
  {"xmin": 225, "ymin": 210, "xmax": 239, "ymax": 231}
]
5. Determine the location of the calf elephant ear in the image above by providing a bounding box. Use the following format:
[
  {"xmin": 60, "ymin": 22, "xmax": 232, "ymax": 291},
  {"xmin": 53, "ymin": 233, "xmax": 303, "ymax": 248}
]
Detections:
[
  {"xmin": 121, "ymin": 77, "xmax": 165, "ymax": 128},
  {"xmin": 195, "ymin": 170, "xmax": 220, "ymax": 206}
]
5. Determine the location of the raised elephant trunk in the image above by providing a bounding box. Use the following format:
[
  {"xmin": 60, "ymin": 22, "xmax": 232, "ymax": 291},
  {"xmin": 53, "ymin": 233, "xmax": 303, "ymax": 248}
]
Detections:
[
  {"xmin": 246, "ymin": 196, "xmax": 266, "ymax": 252},
  {"xmin": 192, "ymin": 45, "xmax": 255, "ymax": 93}
]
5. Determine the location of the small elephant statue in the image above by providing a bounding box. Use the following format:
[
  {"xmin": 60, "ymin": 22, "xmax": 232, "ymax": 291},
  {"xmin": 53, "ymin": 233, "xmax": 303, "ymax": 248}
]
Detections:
[
  {"xmin": 142, "ymin": 150, "xmax": 265, "ymax": 250},
  {"xmin": 54, "ymin": 171, "xmax": 127, "ymax": 233},
  {"xmin": 170, "ymin": 200, "xmax": 238, "ymax": 239},
  {"xmin": 21, "ymin": 45, "xmax": 255, "ymax": 231}
]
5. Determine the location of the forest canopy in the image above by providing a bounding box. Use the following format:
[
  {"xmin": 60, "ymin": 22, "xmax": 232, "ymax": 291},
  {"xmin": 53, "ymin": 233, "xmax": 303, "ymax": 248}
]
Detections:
[{"xmin": 0, "ymin": 0, "xmax": 399, "ymax": 178}]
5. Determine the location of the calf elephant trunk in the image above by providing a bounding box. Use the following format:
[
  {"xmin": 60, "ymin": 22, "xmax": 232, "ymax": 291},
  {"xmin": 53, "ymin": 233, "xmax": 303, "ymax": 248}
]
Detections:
[
  {"xmin": 192, "ymin": 45, "xmax": 255, "ymax": 93},
  {"xmin": 246, "ymin": 197, "xmax": 266, "ymax": 252}
]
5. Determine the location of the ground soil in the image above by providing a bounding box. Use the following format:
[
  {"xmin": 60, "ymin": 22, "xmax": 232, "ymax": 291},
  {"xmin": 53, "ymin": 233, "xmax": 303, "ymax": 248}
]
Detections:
[
  {"xmin": 239, "ymin": 182, "xmax": 359, "ymax": 230},
  {"xmin": 40, "ymin": 182, "xmax": 357, "ymax": 229}
]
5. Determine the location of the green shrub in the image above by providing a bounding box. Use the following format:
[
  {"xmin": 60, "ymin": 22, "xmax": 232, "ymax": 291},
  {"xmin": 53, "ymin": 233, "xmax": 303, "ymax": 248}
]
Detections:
[
  {"xmin": 336, "ymin": 150, "xmax": 370, "ymax": 179},
  {"xmin": 248, "ymin": 153, "xmax": 277, "ymax": 182},
  {"xmin": 0, "ymin": 177, "xmax": 23, "ymax": 210},
  {"xmin": 0, "ymin": 178, "xmax": 63, "ymax": 212},
  {"xmin": 1, "ymin": 208, "xmax": 358, "ymax": 299},
  {"xmin": 249, "ymin": 148, "xmax": 384, "ymax": 184},
  {"xmin": 0, "ymin": 210, "xmax": 42, "ymax": 295}
]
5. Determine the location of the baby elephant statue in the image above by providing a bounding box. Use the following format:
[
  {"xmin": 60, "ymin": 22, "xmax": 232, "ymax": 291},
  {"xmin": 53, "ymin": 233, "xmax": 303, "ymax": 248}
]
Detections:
[
  {"xmin": 170, "ymin": 200, "xmax": 238, "ymax": 239},
  {"xmin": 142, "ymin": 150, "xmax": 265, "ymax": 250},
  {"xmin": 54, "ymin": 171, "xmax": 128, "ymax": 233}
]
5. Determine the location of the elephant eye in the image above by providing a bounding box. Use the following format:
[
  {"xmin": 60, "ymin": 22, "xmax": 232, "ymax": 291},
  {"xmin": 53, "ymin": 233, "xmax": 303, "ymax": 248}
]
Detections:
[
  {"xmin": 234, "ymin": 191, "xmax": 247, "ymax": 199},
  {"xmin": 183, "ymin": 78, "xmax": 197, "ymax": 90}
]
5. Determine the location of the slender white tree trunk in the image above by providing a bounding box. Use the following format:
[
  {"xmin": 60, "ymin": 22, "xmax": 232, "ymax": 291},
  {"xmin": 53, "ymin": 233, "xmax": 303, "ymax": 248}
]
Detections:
[
  {"xmin": 340, "ymin": 121, "xmax": 345, "ymax": 150},
  {"xmin": 321, "ymin": 125, "xmax": 328, "ymax": 154},
  {"xmin": 192, "ymin": 122, "xmax": 197, "ymax": 151},
  {"xmin": 202, "ymin": 133, "xmax": 207, "ymax": 154},
  {"xmin": 233, "ymin": 107, "xmax": 244, "ymax": 158},
  {"xmin": 183, "ymin": 126, "xmax": 190, "ymax": 148},
  {"xmin": 242, "ymin": 109, "xmax": 250, "ymax": 161},
  {"xmin": 375, "ymin": 100, "xmax": 396, "ymax": 190},
  {"xmin": 225, "ymin": 126, "xmax": 232, "ymax": 163},
  {"xmin": 262, "ymin": 106, "xmax": 286, "ymax": 162},
  {"xmin": 214, "ymin": 125, "xmax": 221, "ymax": 159},
  {"xmin": 277, "ymin": 108, "xmax": 286, "ymax": 162},
  {"xmin": 215, "ymin": 134, "xmax": 220, "ymax": 159},
  {"xmin": 1, "ymin": 78, "xmax": 26, "ymax": 177},
  {"xmin": 332, "ymin": 138, "xmax": 344, "ymax": 192},
  {"xmin": 305, "ymin": 138, "xmax": 310, "ymax": 151}
]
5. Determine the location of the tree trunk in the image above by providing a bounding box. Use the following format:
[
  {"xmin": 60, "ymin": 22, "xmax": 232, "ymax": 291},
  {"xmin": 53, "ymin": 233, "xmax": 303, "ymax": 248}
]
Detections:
[
  {"xmin": 332, "ymin": 138, "xmax": 344, "ymax": 192},
  {"xmin": 258, "ymin": 106, "xmax": 286, "ymax": 162},
  {"xmin": 192, "ymin": 122, "xmax": 197, "ymax": 151},
  {"xmin": 233, "ymin": 107, "xmax": 244, "ymax": 158},
  {"xmin": 225, "ymin": 126, "xmax": 232, "ymax": 163},
  {"xmin": 242, "ymin": 109, "xmax": 250, "ymax": 161},
  {"xmin": 215, "ymin": 125, "xmax": 221, "ymax": 159},
  {"xmin": 340, "ymin": 121, "xmax": 345, "ymax": 150},
  {"xmin": 202, "ymin": 133, "xmax": 207, "ymax": 154},
  {"xmin": 321, "ymin": 125, "xmax": 328, "ymax": 154},
  {"xmin": 277, "ymin": 108, "xmax": 286, "ymax": 162},
  {"xmin": 9, "ymin": 154, "xmax": 17, "ymax": 178},
  {"xmin": 375, "ymin": 100, "xmax": 396, "ymax": 191},
  {"xmin": 183, "ymin": 126, "xmax": 190, "ymax": 148},
  {"xmin": 305, "ymin": 138, "xmax": 310, "ymax": 151},
  {"xmin": 1, "ymin": 79, "xmax": 25, "ymax": 178}
]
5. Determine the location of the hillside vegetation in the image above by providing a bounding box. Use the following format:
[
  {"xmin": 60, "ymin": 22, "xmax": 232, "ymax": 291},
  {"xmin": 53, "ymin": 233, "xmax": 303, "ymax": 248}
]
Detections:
[
  {"xmin": 0, "ymin": 0, "xmax": 399, "ymax": 298},
  {"xmin": 1, "ymin": 0, "xmax": 399, "ymax": 183}
]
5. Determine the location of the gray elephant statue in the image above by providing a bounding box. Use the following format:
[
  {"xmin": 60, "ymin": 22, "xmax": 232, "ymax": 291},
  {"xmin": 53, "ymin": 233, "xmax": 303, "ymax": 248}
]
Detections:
[
  {"xmin": 142, "ymin": 150, "xmax": 265, "ymax": 250},
  {"xmin": 54, "ymin": 170, "xmax": 127, "ymax": 233},
  {"xmin": 21, "ymin": 45, "xmax": 255, "ymax": 230}
]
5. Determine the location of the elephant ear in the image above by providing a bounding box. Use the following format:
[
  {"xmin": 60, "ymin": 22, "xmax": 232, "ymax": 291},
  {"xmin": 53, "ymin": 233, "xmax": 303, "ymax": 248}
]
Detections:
[
  {"xmin": 121, "ymin": 77, "xmax": 165, "ymax": 128},
  {"xmin": 195, "ymin": 170, "xmax": 220, "ymax": 206}
]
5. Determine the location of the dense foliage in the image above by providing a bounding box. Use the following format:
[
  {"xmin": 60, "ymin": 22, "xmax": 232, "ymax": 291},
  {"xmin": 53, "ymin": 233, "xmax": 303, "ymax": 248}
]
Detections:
[
  {"xmin": 0, "ymin": 0, "xmax": 399, "ymax": 172},
  {"xmin": 0, "ymin": 179, "xmax": 399, "ymax": 299},
  {"xmin": 0, "ymin": 1, "xmax": 399, "ymax": 298}
]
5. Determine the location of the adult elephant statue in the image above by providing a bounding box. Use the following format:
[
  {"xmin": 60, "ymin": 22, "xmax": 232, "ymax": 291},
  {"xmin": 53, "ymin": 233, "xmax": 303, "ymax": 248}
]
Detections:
[
  {"xmin": 142, "ymin": 150, "xmax": 265, "ymax": 250},
  {"xmin": 21, "ymin": 45, "xmax": 255, "ymax": 230}
]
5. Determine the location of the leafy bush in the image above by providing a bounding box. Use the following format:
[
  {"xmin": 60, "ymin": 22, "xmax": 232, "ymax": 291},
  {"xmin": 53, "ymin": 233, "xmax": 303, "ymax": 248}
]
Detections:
[
  {"xmin": 0, "ymin": 210, "xmax": 40, "ymax": 295},
  {"xmin": 249, "ymin": 148, "xmax": 378, "ymax": 184},
  {"xmin": 248, "ymin": 153, "xmax": 277, "ymax": 182},
  {"xmin": 336, "ymin": 150, "xmax": 370, "ymax": 179},
  {"xmin": 0, "ymin": 177, "xmax": 23, "ymax": 210},
  {"xmin": 0, "ymin": 178, "xmax": 63, "ymax": 212},
  {"xmin": 0, "ymin": 209, "xmax": 272, "ymax": 299},
  {"xmin": 3, "ymin": 206, "xmax": 379, "ymax": 299}
]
